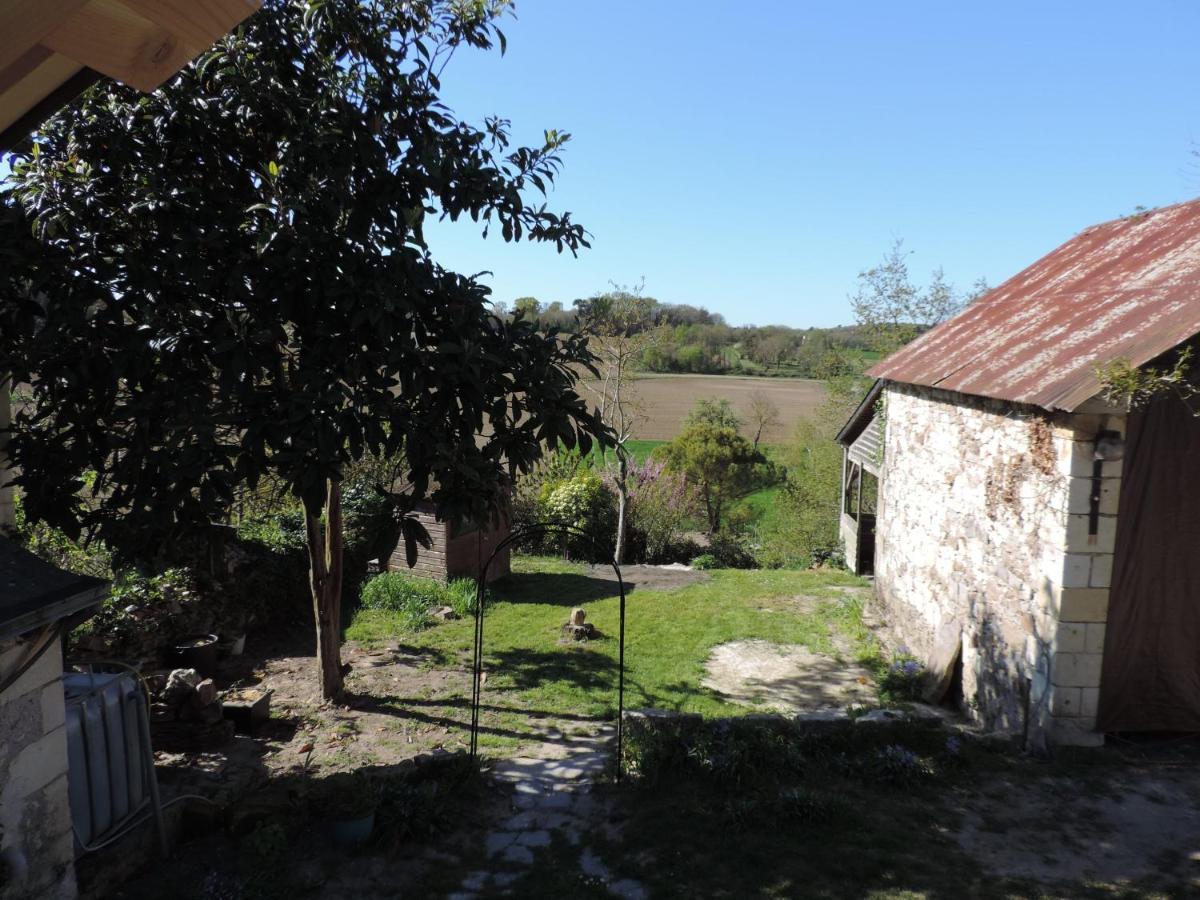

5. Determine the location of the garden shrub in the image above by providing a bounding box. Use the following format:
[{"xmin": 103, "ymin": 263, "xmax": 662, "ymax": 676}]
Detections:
[
  {"xmin": 539, "ymin": 467, "xmax": 616, "ymax": 561},
  {"xmin": 690, "ymin": 553, "xmax": 719, "ymax": 570},
  {"xmin": 707, "ymin": 529, "xmax": 758, "ymax": 569}
]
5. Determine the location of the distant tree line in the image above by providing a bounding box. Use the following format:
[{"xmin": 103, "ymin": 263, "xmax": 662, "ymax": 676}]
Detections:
[{"xmin": 497, "ymin": 295, "xmax": 880, "ymax": 379}]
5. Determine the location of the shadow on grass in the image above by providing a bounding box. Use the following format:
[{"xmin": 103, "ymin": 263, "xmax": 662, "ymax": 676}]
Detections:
[{"xmin": 491, "ymin": 571, "xmax": 627, "ymax": 606}]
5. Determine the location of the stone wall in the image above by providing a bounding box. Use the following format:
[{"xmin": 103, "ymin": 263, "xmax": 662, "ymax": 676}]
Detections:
[
  {"xmin": 0, "ymin": 637, "xmax": 77, "ymax": 900},
  {"xmin": 874, "ymin": 383, "xmax": 1122, "ymax": 747}
]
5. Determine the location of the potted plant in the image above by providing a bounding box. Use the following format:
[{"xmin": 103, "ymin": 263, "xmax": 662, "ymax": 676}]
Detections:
[{"xmin": 315, "ymin": 772, "xmax": 378, "ymax": 846}]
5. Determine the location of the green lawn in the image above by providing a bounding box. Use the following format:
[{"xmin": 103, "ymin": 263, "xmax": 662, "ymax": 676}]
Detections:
[
  {"xmin": 581, "ymin": 438, "xmax": 663, "ymax": 467},
  {"xmin": 346, "ymin": 555, "xmax": 874, "ymax": 750}
]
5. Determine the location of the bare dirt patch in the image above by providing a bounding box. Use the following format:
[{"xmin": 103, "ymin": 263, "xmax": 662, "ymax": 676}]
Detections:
[
  {"xmin": 600, "ymin": 373, "xmax": 826, "ymax": 441},
  {"xmin": 701, "ymin": 638, "xmax": 876, "ymax": 712},
  {"xmin": 586, "ymin": 563, "xmax": 710, "ymax": 592}
]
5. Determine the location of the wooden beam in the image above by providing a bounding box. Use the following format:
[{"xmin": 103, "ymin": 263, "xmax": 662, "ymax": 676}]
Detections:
[
  {"xmin": 117, "ymin": 0, "xmax": 259, "ymax": 54},
  {"xmin": 0, "ymin": 0, "xmax": 89, "ymax": 73},
  {"xmin": 0, "ymin": 65, "xmax": 99, "ymax": 153},
  {"xmin": 40, "ymin": 0, "xmax": 196, "ymax": 93}
]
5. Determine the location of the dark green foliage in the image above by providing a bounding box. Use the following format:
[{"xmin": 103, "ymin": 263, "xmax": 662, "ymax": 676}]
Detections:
[
  {"xmin": 706, "ymin": 529, "xmax": 758, "ymax": 569},
  {"xmin": 74, "ymin": 568, "xmax": 207, "ymax": 660},
  {"xmin": 0, "ymin": 0, "xmax": 609, "ymax": 565}
]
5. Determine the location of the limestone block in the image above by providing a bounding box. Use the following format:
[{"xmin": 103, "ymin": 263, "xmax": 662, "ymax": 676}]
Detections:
[
  {"xmin": 6, "ymin": 724, "xmax": 69, "ymax": 797},
  {"xmin": 1049, "ymin": 685, "xmax": 1082, "ymax": 717},
  {"xmin": 1067, "ymin": 477, "xmax": 1122, "ymax": 516},
  {"xmin": 1085, "ymin": 623, "xmax": 1107, "ymax": 654},
  {"xmin": 1054, "ymin": 588, "xmax": 1109, "ymax": 623},
  {"xmin": 1062, "ymin": 554, "xmax": 1092, "ymax": 588},
  {"xmin": 1052, "ymin": 652, "xmax": 1104, "ymax": 688},
  {"xmin": 1052, "ymin": 622, "xmax": 1087, "ymax": 654},
  {"xmin": 39, "ymin": 681, "xmax": 66, "ymax": 734},
  {"xmin": 1080, "ymin": 687, "xmax": 1100, "ymax": 718},
  {"xmin": 1056, "ymin": 439, "xmax": 1097, "ymax": 478},
  {"xmin": 0, "ymin": 641, "xmax": 64, "ymax": 700},
  {"xmin": 1090, "ymin": 555, "xmax": 1113, "ymax": 589}
]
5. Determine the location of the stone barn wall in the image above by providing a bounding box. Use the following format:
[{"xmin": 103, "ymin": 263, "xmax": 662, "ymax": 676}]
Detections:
[{"xmin": 875, "ymin": 383, "xmax": 1123, "ymax": 746}]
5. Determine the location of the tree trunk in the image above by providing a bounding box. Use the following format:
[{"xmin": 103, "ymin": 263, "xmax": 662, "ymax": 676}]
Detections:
[
  {"xmin": 614, "ymin": 448, "xmax": 629, "ymax": 565},
  {"xmin": 305, "ymin": 479, "xmax": 345, "ymax": 701}
]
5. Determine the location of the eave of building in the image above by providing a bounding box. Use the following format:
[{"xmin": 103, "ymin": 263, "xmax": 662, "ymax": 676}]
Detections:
[
  {"xmin": 0, "ymin": 0, "xmax": 261, "ymax": 152},
  {"xmin": 867, "ymin": 198, "xmax": 1200, "ymax": 412}
]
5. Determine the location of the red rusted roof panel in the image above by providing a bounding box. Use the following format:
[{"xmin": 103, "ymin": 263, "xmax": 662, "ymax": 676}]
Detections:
[{"xmin": 868, "ymin": 198, "xmax": 1200, "ymax": 411}]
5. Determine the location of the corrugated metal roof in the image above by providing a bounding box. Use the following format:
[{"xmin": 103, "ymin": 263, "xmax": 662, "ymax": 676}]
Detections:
[
  {"xmin": 868, "ymin": 198, "xmax": 1200, "ymax": 411},
  {"xmin": 848, "ymin": 417, "xmax": 883, "ymax": 476}
]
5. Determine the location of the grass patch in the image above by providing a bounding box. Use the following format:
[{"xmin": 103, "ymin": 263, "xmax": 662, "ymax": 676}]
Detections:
[{"xmin": 346, "ymin": 555, "xmax": 873, "ymax": 751}]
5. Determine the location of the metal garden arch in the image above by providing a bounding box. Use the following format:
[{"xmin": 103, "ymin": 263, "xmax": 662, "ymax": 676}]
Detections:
[{"xmin": 469, "ymin": 523, "xmax": 628, "ymax": 777}]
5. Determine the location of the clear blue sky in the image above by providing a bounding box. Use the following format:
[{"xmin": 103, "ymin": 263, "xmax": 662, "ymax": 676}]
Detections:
[{"xmin": 426, "ymin": 0, "xmax": 1200, "ymax": 327}]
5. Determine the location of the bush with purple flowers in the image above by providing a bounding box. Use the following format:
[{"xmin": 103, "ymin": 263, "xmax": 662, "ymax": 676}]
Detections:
[{"xmin": 876, "ymin": 649, "xmax": 926, "ymax": 704}]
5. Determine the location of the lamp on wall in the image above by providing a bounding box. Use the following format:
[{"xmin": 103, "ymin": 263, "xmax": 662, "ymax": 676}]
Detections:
[{"xmin": 1093, "ymin": 430, "xmax": 1125, "ymax": 462}]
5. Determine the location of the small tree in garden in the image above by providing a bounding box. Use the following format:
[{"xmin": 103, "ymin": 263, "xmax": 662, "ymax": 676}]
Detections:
[
  {"xmin": 0, "ymin": 0, "xmax": 608, "ymax": 700},
  {"xmin": 576, "ymin": 284, "xmax": 660, "ymax": 564},
  {"xmin": 684, "ymin": 397, "xmax": 741, "ymax": 431},
  {"xmin": 747, "ymin": 390, "xmax": 781, "ymax": 451},
  {"xmin": 656, "ymin": 410, "xmax": 764, "ymax": 534}
]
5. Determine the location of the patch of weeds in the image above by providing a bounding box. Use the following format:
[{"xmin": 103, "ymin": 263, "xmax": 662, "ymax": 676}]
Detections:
[
  {"xmin": 869, "ymin": 744, "xmax": 936, "ymax": 786},
  {"xmin": 372, "ymin": 754, "xmax": 486, "ymax": 848},
  {"xmin": 358, "ymin": 573, "xmax": 489, "ymax": 632}
]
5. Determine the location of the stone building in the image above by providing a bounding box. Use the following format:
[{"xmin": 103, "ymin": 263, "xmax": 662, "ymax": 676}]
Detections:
[{"xmin": 838, "ymin": 198, "xmax": 1200, "ymax": 748}]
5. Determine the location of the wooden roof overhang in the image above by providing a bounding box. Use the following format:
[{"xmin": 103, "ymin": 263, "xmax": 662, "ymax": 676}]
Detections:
[{"xmin": 0, "ymin": 0, "xmax": 260, "ymax": 152}]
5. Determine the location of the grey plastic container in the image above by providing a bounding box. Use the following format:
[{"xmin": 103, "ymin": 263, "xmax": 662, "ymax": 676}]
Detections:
[{"xmin": 64, "ymin": 671, "xmax": 149, "ymax": 852}]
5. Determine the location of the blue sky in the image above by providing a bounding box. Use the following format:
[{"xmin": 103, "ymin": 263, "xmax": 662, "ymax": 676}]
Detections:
[{"xmin": 426, "ymin": 0, "xmax": 1200, "ymax": 327}]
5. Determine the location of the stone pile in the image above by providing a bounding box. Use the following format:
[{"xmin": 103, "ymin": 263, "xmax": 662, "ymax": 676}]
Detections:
[{"xmin": 148, "ymin": 668, "xmax": 234, "ymax": 751}]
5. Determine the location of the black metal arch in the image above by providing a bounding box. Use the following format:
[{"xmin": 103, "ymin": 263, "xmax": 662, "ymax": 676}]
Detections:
[{"xmin": 469, "ymin": 523, "xmax": 628, "ymax": 778}]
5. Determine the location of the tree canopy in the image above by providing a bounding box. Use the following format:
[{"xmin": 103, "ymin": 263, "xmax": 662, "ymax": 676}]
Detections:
[{"xmin": 0, "ymin": 0, "xmax": 609, "ymax": 697}]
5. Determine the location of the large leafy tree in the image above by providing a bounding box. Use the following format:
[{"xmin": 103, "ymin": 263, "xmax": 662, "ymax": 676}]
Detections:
[{"xmin": 0, "ymin": 0, "xmax": 607, "ymax": 699}]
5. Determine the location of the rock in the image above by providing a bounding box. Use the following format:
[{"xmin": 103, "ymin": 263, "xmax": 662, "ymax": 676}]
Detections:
[
  {"xmin": 793, "ymin": 708, "xmax": 852, "ymax": 733},
  {"xmin": 923, "ymin": 621, "xmax": 962, "ymax": 703},
  {"xmin": 432, "ymin": 605, "xmax": 458, "ymax": 621},
  {"xmin": 569, "ymin": 608, "xmax": 587, "ymax": 626},
  {"xmin": 195, "ymin": 679, "xmax": 218, "ymax": 706},
  {"xmin": 622, "ymin": 708, "xmax": 702, "ymax": 724}
]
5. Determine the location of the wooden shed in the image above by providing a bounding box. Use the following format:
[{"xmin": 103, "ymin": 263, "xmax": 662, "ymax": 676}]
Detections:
[{"xmin": 386, "ymin": 502, "xmax": 511, "ymax": 584}]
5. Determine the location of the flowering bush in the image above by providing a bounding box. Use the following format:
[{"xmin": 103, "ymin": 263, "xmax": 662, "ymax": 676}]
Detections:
[
  {"xmin": 540, "ymin": 468, "xmax": 616, "ymax": 560},
  {"xmin": 606, "ymin": 457, "xmax": 697, "ymax": 563},
  {"xmin": 876, "ymin": 648, "xmax": 926, "ymax": 704}
]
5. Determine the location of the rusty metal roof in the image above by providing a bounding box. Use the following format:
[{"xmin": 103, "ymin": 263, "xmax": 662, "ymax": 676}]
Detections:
[{"xmin": 868, "ymin": 198, "xmax": 1200, "ymax": 411}]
